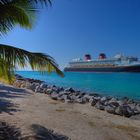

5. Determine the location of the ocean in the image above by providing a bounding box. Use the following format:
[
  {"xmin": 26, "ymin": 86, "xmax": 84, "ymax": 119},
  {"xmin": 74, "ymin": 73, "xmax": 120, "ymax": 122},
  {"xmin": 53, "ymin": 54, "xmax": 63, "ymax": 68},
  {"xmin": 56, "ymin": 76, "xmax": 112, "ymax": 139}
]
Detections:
[{"xmin": 16, "ymin": 71, "xmax": 140, "ymax": 100}]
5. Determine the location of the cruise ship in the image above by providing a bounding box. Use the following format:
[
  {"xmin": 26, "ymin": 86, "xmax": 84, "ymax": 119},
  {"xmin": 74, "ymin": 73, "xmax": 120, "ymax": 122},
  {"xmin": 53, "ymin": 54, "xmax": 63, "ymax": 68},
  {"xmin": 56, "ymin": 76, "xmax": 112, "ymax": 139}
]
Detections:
[{"xmin": 64, "ymin": 53, "xmax": 140, "ymax": 72}]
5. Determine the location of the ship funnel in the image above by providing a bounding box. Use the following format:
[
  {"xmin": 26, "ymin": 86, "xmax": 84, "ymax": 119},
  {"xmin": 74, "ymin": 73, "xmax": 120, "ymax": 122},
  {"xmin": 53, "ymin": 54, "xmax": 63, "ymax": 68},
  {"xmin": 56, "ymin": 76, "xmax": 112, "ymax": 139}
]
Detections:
[
  {"xmin": 99, "ymin": 53, "xmax": 106, "ymax": 59},
  {"xmin": 85, "ymin": 54, "xmax": 91, "ymax": 60}
]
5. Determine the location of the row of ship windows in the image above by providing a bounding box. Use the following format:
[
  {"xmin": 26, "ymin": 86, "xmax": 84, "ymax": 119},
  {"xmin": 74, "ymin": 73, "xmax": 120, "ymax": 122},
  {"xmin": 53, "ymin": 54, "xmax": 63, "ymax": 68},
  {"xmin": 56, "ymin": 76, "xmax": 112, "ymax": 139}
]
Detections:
[
  {"xmin": 70, "ymin": 63, "xmax": 115, "ymax": 66},
  {"xmin": 70, "ymin": 64, "xmax": 115, "ymax": 67},
  {"xmin": 70, "ymin": 61, "xmax": 118, "ymax": 65}
]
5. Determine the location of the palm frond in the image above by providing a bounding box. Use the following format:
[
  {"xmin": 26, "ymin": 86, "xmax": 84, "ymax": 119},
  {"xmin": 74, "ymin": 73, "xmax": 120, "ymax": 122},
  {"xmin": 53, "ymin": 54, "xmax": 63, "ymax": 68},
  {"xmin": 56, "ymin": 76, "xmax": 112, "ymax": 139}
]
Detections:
[
  {"xmin": 0, "ymin": 58, "xmax": 15, "ymax": 83},
  {"xmin": 0, "ymin": 0, "xmax": 52, "ymax": 35},
  {"xmin": 0, "ymin": 44, "xmax": 64, "ymax": 82}
]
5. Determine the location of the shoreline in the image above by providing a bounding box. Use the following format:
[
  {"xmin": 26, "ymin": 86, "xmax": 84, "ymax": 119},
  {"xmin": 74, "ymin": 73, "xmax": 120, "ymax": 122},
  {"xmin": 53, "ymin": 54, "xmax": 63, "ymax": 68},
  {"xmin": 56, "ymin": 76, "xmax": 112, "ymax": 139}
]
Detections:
[
  {"xmin": 0, "ymin": 75, "xmax": 140, "ymax": 139},
  {"xmin": 13, "ymin": 74, "xmax": 140, "ymax": 118}
]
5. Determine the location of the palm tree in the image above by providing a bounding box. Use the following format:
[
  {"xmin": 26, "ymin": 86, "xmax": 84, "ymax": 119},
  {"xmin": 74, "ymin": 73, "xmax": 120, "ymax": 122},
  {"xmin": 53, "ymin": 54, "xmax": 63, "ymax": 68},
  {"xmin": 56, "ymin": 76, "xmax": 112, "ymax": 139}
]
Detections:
[{"xmin": 0, "ymin": 0, "xmax": 64, "ymax": 83}]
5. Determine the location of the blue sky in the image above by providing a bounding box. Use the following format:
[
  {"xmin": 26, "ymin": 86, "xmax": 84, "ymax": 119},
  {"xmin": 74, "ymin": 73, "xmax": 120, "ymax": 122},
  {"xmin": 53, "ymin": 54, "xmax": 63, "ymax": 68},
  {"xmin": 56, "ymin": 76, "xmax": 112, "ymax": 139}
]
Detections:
[{"xmin": 1, "ymin": 0, "xmax": 140, "ymax": 69}]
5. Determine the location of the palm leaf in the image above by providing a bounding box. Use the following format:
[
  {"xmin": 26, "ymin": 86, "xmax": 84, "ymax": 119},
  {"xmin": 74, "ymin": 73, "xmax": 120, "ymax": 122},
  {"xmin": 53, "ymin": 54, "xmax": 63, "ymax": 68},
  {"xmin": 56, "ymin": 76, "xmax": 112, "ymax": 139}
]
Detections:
[
  {"xmin": 0, "ymin": 58, "xmax": 15, "ymax": 83},
  {"xmin": 0, "ymin": 44, "xmax": 64, "ymax": 83},
  {"xmin": 0, "ymin": 0, "xmax": 52, "ymax": 35}
]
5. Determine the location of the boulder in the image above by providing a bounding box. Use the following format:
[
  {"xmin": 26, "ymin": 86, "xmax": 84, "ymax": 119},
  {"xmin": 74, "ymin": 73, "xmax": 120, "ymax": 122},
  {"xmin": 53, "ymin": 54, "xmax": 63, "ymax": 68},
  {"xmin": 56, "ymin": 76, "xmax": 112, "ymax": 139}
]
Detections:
[
  {"xmin": 136, "ymin": 104, "xmax": 140, "ymax": 112},
  {"xmin": 79, "ymin": 92, "xmax": 86, "ymax": 96},
  {"xmin": 83, "ymin": 94, "xmax": 91, "ymax": 102},
  {"xmin": 76, "ymin": 97, "xmax": 87, "ymax": 104},
  {"xmin": 105, "ymin": 105, "xmax": 116, "ymax": 114},
  {"xmin": 13, "ymin": 80, "xmax": 23, "ymax": 87},
  {"xmin": 64, "ymin": 87, "xmax": 75, "ymax": 93},
  {"xmin": 30, "ymin": 83, "xmax": 39, "ymax": 91},
  {"xmin": 127, "ymin": 99, "xmax": 134, "ymax": 104},
  {"xmin": 59, "ymin": 87, "xmax": 64, "ymax": 91},
  {"xmin": 25, "ymin": 82, "xmax": 32, "ymax": 89},
  {"xmin": 100, "ymin": 97, "xmax": 107, "ymax": 103},
  {"xmin": 115, "ymin": 106, "xmax": 123, "ymax": 116},
  {"xmin": 35, "ymin": 85, "xmax": 40, "ymax": 93},
  {"xmin": 108, "ymin": 97, "xmax": 117, "ymax": 103},
  {"xmin": 89, "ymin": 93, "xmax": 99, "ymax": 97},
  {"xmin": 40, "ymin": 83, "xmax": 48, "ymax": 89},
  {"xmin": 61, "ymin": 95, "xmax": 71, "ymax": 101},
  {"xmin": 70, "ymin": 95, "xmax": 77, "ymax": 102},
  {"xmin": 50, "ymin": 92, "xmax": 58, "ymax": 100},
  {"xmin": 117, "ymin": 100, "xmax": 125, "ymax": 106},
  {"xmin": 108, "ymin": 101, "xmax": 119, "ymax": 108},
  {"xmin": 130, "ymin": 114, "xmax": 140, "ymax": 120},
  {"xmin": 95, "ymin": 102, "xmax": 105, "ymax": 110},
  {"xmin": 64, "ymin": 99, "xmax": 72, "ymax": 103},
  {"xmin": 45, "ymin": 89, "xmax": 53, "ymax": 95},
  {"xmin": 115, "ymin": 105, "xmax": 134, "ymax": 117},
  {"xmin": 91, "ymin": 98, "xmax": 97, "ymax": 106},
  {"xmin": 93, "ymin": 96, "xmax": 101, "ymax": 101}
]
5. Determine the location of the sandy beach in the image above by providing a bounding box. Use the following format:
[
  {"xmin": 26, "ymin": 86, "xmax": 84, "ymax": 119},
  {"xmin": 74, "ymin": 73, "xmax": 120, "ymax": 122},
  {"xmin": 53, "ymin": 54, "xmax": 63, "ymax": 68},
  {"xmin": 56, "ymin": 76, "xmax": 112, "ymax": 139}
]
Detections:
[{"xmin": 0, "ymin": 83, "xmax": 140, "ymax": 140}]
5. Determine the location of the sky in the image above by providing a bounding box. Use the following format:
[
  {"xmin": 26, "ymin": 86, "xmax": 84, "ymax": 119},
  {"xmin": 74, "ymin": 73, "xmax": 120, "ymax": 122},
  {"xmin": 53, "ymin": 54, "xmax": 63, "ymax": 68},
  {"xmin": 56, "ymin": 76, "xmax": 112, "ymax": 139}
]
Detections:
[{"xmin": 1, "ymin": 0, "xmax": 140, "ymax": 69}]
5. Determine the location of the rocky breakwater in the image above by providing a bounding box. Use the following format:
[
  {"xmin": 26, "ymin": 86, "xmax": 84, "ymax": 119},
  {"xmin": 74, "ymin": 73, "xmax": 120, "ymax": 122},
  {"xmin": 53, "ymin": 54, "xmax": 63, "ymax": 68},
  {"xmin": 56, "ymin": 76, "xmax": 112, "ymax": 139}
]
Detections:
[{"xmin": 13, "ymin": 74, "xmax": 140, "ymax": 118}]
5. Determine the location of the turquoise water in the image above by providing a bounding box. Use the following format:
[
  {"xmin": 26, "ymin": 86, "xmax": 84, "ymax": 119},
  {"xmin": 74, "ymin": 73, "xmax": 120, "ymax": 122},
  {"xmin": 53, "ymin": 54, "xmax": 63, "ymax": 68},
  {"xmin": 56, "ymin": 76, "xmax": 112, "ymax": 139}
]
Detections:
[{"xmin": 16, "ymin": 71, "xmax": 140, "ymax": 100}]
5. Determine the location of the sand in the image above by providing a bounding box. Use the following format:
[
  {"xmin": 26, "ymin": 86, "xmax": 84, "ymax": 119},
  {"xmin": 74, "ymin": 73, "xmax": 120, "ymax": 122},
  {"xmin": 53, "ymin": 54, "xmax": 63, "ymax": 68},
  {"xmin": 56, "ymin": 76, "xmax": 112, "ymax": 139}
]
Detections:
[{"xmin": 0, "ymin": 83, "xmax": 140, "ymax": 140}]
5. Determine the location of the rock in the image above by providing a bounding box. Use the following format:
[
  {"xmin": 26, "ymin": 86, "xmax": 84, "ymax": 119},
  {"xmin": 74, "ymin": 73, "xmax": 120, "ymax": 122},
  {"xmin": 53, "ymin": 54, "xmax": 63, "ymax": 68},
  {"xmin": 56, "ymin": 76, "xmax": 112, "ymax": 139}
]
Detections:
[
  {"xmin": 45, "ymin": 89, "xmax": 53, "ymax": 95},
  {"xmin": 30, "ymin": 83, "xmax": 39, "ymax": 91},
  {"xmin": 100, "ymin": 97, "xmax": 107, "ymax": 102},
  {"xmin": 13, "ymin": 80, "xmax": 23, "ymax": 87},
  {"xmin": 76, "ymin": 97, "xmax": 87, "ymax": 104},
  {"xmin": 100, "ymin": 96, "xmax": 109, "ymax": 105},
  {"xmin": 64, "ymin": 99, "xmax": 72, "ymax": 103},
  {"xmin": 50, "ymin": 92, "xmax": 58, "ymax": 100},
  {"xmin": 108, "ymin": 97, "xmax": 117, "ymax": 103},
  {"xmin": 59, "ymin": 87, "xmax": 64, "ymax": 91},
  {"xmin": 105, "ymin": 105, "xmax": 116, "ymax": 114},
  {"xmin": 89, "ymin": 93, "xmax": 99, "ymax": 97},
  {"xmin": 127, "ymin": 99, "xmax": 134, "ymax": 104},
  {"xmin": 108, "ymin": 102, "xmax": 119, "ymax": 108},
  {"xmin": 79, "ymin": 92, "xmax": 86, "ymax": 96},
  {"xmin": 83, "ymin": 94, "xmax": 91, "ymax": 102},
  {"xmin": 64, "ymin": 88, "xmax": 75, "ymax": 93},
  {"xmin": 25, "ymin": 82, "xmax": 32, "ymax": 89},
  {"xmin": 95, "ymin": 102, "xmax": 105, "ymax": 110},
  {"xmin": 40, "ymin": 83, "xmax": 48, "ymax": 89},
  {"xmin": 61, "ymin": 95, "xmax": 71, "ymax": 101},
  {"xmin": 70, "ymin": 95, "xmax": 77, "ymax": 102},
  {"xmin": 117, "ymin": 100, "xmax": 125, "ymax": 106},
  {"xmin": 58, "ymin": 91, "xmax": 66, "ymax": 97},
  {"xmin": 115, "ymin": 105, "xmax": 134, "ymax": 117},
  {"xmin": 135, "ymin": 104, "xmax": 140, "ymax": 113},
  {"xmin": 34, "ymin": 85, "xmax": 40, "ymax": 93},
  {"xmin": 93, "ymin": 96, "xmax": 101, "ymax": 101},
  {"xmin": 115, "ymin": 106, "xmax": 123, "ymax": 116},
  {"xmin": 91, "ymin": 98, "xmax": 97, "ymax": 106},
  {"xmin": 119, "ymin": 97, "xmax": 129, "ymax": 105},
  {"xmin": 130, "ymin": 114, "xmax": 140, "ymax": 120}
]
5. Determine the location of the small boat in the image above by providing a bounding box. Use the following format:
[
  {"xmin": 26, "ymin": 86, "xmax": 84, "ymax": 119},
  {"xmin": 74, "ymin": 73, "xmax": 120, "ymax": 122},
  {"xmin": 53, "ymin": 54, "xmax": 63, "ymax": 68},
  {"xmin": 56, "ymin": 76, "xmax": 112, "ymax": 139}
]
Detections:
[{"xmin": 64, "ymin": 53, "xmax": 140, "ymax": 72}]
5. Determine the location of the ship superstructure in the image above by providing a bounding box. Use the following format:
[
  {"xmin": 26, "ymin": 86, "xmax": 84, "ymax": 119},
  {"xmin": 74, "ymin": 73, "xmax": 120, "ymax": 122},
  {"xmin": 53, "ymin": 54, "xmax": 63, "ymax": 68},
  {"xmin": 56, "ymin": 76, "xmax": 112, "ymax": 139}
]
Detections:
[{"xmin": 64, "ymin": 54, "xmax": 140, "ymax": 72}]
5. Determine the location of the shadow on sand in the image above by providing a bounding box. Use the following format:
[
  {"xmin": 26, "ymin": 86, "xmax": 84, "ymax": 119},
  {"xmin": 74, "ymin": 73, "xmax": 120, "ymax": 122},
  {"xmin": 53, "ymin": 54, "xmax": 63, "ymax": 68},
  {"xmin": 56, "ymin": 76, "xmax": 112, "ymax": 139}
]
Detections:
[
  {"xmin": 0, "ymin": 84, "xmax": 30, "ymax": 115},
  {"xmin": 22, "ymin": 124, "xmax": 69, "ymax": 140}
]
